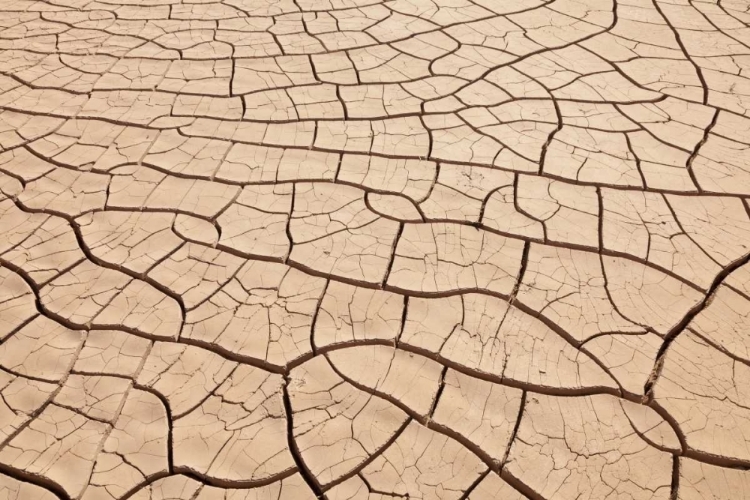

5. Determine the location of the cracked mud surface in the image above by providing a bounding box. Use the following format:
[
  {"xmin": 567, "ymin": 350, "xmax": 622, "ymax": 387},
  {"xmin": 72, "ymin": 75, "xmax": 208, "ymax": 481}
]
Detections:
[{"xmin": 0, "ymin": 0, "xmax": 750, "ymax": 498}]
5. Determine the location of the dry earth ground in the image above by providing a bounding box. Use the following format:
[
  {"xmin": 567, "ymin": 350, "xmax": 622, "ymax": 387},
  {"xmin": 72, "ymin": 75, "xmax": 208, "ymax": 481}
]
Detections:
[{"xmin": 0, "ymin": 0, "xmax": 749, "ymax": 498}]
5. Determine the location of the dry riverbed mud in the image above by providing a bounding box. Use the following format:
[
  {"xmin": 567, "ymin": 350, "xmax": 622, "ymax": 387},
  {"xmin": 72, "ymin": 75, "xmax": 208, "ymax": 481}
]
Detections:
[{"xmin": 0, "ymin": 0, "xmax": 749, "ymax": 498}]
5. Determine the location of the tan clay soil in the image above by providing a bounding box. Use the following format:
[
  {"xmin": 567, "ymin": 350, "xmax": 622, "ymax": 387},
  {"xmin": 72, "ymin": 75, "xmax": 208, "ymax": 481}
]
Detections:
[{"xmin": 0, "ymin": 0, "xmax": 749, "ymax": 498}]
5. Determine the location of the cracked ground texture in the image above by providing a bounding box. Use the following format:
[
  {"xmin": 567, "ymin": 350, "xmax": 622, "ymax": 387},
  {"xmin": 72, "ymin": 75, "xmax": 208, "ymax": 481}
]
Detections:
[{"xmin": 1, "ymin": 0, "xmax": 750, "ymax": 499}]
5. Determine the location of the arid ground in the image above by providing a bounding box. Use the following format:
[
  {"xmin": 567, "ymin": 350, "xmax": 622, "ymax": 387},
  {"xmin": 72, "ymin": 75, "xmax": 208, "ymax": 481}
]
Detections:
[{"xmin": 0, "ymin": 0, "xmax": 749, "ymax": 498}]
